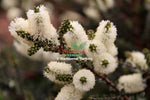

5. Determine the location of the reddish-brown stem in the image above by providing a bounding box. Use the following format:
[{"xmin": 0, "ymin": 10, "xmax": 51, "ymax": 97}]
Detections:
[
  {"xmin": 82, "ymin": 62, "xmax": 129, "ymax": 100},
  {"xmin": 59, "ymin": 34, "xmax": 64, "ymax": 54},
  {"xmin": 91, "ymin": 94, "xmax": 128, "ymax": 100},
  {"xmin": 87, "ymin": 67, "xmax": 120, "ymax": 92},
  {"xmin": 87, "ymin": 67, "xmax": 129, "ymax": 100}
]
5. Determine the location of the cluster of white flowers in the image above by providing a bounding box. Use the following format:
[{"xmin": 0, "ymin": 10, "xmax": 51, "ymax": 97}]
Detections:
[
  {"xmin": 125, "ymin": 51, "xmax": 148, "ymax": 71},
  {"xmin": 9, "ymin": 5, "xmax": 149, "ymax": 100},
  {"xmin": 117, "ymin": 47, "xmax": 150, "ymax": 94},
  {"xmin": 27, "ymin": 5, "xmax": 59, "ymax": 43},
  {"xmin": 118, "ymin": 51, "xmax": 148, "ymax": 93},
  {"xmin": 9, "ymin": 5, "xmax": 61, "ymax": 62},
  {"xmin": 8, "ymin": 5, "xmax": 121, "ymax": 100},
  {"xmin": 117, "ymin": 73, "xmax": 146, "ymax": 93},
  {"xmin": 44, "ymin": 62, "xmax": 95, "ymax": 99},
  {"xmin": 84, "ymin": 20, "xmax": 118, "ymax": 74}
]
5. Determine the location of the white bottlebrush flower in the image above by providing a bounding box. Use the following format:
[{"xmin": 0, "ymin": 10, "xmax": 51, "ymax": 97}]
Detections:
[
  {"xmin": 126, "ymin": 51, "xmax": 148, "ymax": 70},
  {"xmin": 93, "ymin": 52, "xmax": 118, "ymax": 74},
  {"xmin": 44, "ymin": 61, "xmax": 72, "ymax": 84},
  {"xmin": 13, "ymin": 41, "xmax": 43, "ymax": 61},
  {"xmin": 106, "ymin": 43, "xmax": 118, "ymax": 56},
  {"xmin": 73, "ymin": 69, "xmax": 95, "ymax": 91},
  {"xmin": 95, "ymin": 20, "xmax": 117, "ymax": 45},
  {"xmin": 55, "ymin": 84, "xmax": 83, "ymax": 100},
  {"xmin": 7, "ymin": 7, "xmax": 23, "ymax": 20},
  {"xmin": 63, "ymin": 21, "xmax": 88, "ymax": 49},
  {"xmin": 9, "ymin": 18, "xmax": 31, "ymax": 45},
  {"xmin": 1, "ymin": 0, "xmax": 18, "ymax": 10},
  {"xmin": 97, "ymin": 0, "xmax": 114, "ymax": 12},
  {"xmin": 27, "ymin": 5, "xmax": 59, "ymax": 44},
  {"xmin": 84, "ymin": 40, "xmax": 106, "ymax": 58},
  {"xmin": 117, "ymin": 73, "xmax": 146, "ymax": 93}
]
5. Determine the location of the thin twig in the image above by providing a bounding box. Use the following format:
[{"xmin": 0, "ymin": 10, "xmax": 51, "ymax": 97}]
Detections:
[{"xmin": 81, "ymin": 62, "xmax": 129, "ymax": 100}]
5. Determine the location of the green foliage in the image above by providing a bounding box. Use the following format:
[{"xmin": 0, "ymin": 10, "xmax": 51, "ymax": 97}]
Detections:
[
  {"xmin": 34, "ymin": 7, "xmax": 40, "ymax": 13},
  {"xmin": 16, "ymin": 31, "xmax": 34, "ymax": 41},
  {"xmin": 56, "ymin": 74, "xmax": 72, "ymax": 82},
  {"xmin": 44, "ymin": 67, "xmax": 50, "ymax": 73},
  {"xmin": 101, "ymin": 59, "xmax": 109, "ymax": 68},
  {"xmin": 104, "ymin": 22, "xmax": 111, "ymax": 33},
  {"xmin": 58, "ymin": 19, "xmax": 73, "ymax": 34},
  {"xmin": 28, "ymin": 43, "xmax": 41, "ymax": 56},
  {"xmin": 87, "ymin": 29, "xmax": 95, "ymax": 40},
  {"xmin": 89, "ymin": 44, "xmax": 97, "ymax": 52},
  {"xmin": 80, "ymin": 76, "xmax": 87, "ymax": 84}
]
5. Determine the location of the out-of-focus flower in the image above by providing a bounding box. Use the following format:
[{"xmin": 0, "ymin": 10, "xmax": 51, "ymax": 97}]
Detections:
[
  {"xmin": 7, "ymin": 7, "xmax": 23, "ymax": 20},
  {"xmin": 60, "ymin": 11, "xmax": 83, "ymax": 22},
  {"xmin": 117, "ymin": 73, "xmax": 146, "ymax": 93},
  {"xmin": 83, "ymin": 7, "xmax": 100, "ymax": 20},
  {"xmin": 125, "ymin": 51, "xmax": 148, "ymax": 70},
  {"xmin": 8, "ymin": 80, "xmax": 15, "ymax": 88},
  {"xmin": 145, "ymin": 0, "xmax": 150, "ymax": 10},
  {"xmin": 97, "ymin": 0, "xmax": 115, "ymax": 12},
  {"xmin": 1, "ymin": 0, "xmax": 18, "ymax": 10}
]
